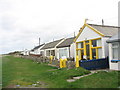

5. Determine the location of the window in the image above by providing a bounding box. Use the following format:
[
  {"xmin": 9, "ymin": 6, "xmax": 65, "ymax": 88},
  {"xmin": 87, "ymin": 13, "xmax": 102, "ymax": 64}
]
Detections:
[
  {"xmin": 92, "ymin": 49, "xmax": 96, "ymax": 59},
  {"xmin": 76, "ymin": 38, "xmax": 102, "ymax": 60},
  {"xmin": 91, "ymin": 39, "xmax": 102, "ymax": 59},
  {"xmin": 51, "ymin": 50, "xmax": 55, "ymax": 56},
  {"xmin": 40, "ymin": 51, "xmax": 44, "ymax": 56},
  {"xmin": 59, "ymin": 48, "xmax": 68, "ymax": 58},
  {"xmin": 112, "ymin": 42, "xmax": 119, "ymax": 59},
  {"xmin": 46, "ymin": 50, "xmax": 50, "ymax": 56},
  {"xmin": 78, "ymin": 42, "xmax": 83, "ymax": 48},
  {"xmin": 92, "ymin": 39, "xmax": 102, "ymax": 47},
  {"xmin": 98, "ymin": 48, "xmax": 102, "ymax": 59},
  {"xmin": 97, "ymin": 39, "xmax": 102, "ymax": 47},
  {"xmin": 92, "ymin": 40, "xmax": 97, "ymax": 47},
  {"xmin": 77, "ymin": 50, "xmax": 84, "ymax": 60},
  {"xmin": 85, "ymin": 40, "xmax": 89, "ymax": 43}
]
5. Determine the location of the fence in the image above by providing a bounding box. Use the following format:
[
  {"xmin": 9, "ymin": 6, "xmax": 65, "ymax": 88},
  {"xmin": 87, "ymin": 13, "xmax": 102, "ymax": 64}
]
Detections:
[
  {"xmin": 18, "ymin": 55, "xmax": 76, "ymax": 69},
  {"xmin": 80, "ymin": 58, "xmax": 109, "ymax": 70}
]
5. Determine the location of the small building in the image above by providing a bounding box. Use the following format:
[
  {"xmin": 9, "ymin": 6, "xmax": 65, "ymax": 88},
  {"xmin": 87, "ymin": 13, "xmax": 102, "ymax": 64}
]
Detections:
[
  {"xmin": 40, "ymin": 39, "xmax": 65, "ymax": 58},
  {"xmin": 21, "ymin": 49, "xmax": 30, "ymax": 56},
  {"xmin": 74, "ymin": 21, "xmax": 118, "ymax": 61},
  {"xmin": 106, "ymin": 32, "xmax": 120, "ymax": 70},
  {"xmin": 29, "ymin": 44, "xmax": 45, "ymax": 56},
  {"xmin": 56, "ymin": 37, "xmax": 75, "ymax": 59}
]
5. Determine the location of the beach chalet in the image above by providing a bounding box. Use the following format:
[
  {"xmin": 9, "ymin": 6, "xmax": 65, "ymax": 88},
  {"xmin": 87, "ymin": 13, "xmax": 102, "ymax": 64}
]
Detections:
[
  {"xmin": 56, "ymin": 37, "xmax": 75, "ymax": 59},
  {"xmin": 74, "ymin": 20, "xmax": 118, "ymax": 61},
  {"xmin": 21, "ymin": 49, "xmax": 30, "ymax": 56},
  {"xmin": 30, "ymin": 44, "xmax": 45, "ymax": 56},
  {"xmin": 106, "ymin": 32, "xmax": 120, "ymax": 70},
  {"xmin": 40, "ymin": 39, "xmax": 65, "ymax": 58}
]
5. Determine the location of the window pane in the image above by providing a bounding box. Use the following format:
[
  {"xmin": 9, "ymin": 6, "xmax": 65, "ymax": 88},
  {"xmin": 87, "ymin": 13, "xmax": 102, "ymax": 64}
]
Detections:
[
  {"xmin": 97, "ymin": 39, "xmax": 102, "ymax": 47},
  {"xmin": 46, "ymin": 50, "xmax": 50, "ymax": 56},
  {"xmin": 40, "ymin": 51, "xmax": 44, "ymax": 56},
  {"xmin": 85, "ymin": 40, "xmax": 89, "ymax": 43},
  {"xmin": 81, "ymin": 50, "xmax": 84, "ymax": 60},
  {"xmin": 59, "ymin": 48, "xmax": 68, "ymax": 58},
  {"xmin": 81, "ymin": 42, "xmax": 83, "ymax": 48},
  {"xmin": 78, "ymin": 43, "xmax": 81, "ymax": 48},
  {"xmin": 86, "ymin": 44, "xmax": 90, "ymax": 60},
  {"xmin": 92, "ymin": 40, "xmax": 97, "ymax": 47},
  {"xmin": 98, "ymin": 48, "xmax": 102, "ymax": 59},
  {"xmin": 51, "ymin": 50, "xmax": 55, "ymax": 56},
  {"xmin": 112, "ymin": 43, "xmax": 119, "ymax": 48},
  {"xmin": 78, "ymin": 42, "xmax": 83, "ymax": 48},
  {"xmin": 113, "ymin": 48, "xmax": 118, "ymax": 59},
  {"xmin": 92, "ymin": 49, "xmax": 96, "ymax": 59},
  {"xmin": 112, "ymin": 42, "xmax": 119, "ymax": 59}
]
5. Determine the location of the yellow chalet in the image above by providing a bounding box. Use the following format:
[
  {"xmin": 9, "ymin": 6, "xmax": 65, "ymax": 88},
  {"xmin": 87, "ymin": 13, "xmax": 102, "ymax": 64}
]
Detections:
[{"xmin": 74, "ymin": 20, "xmax": 118, "ymax": 61}]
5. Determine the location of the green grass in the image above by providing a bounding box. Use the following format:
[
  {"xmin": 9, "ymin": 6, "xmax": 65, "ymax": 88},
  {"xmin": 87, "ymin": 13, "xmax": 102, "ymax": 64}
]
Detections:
[
  {"xmin": 2, "ymin": 55, "xmax": 119, "ymax": 88},
  {"xmin": 69, "ymin": 71, "xmax": 119, "ymax": 88},
  {"xmin": 0, "ymin": 55, "xmax": 2, "ymax": 89}
]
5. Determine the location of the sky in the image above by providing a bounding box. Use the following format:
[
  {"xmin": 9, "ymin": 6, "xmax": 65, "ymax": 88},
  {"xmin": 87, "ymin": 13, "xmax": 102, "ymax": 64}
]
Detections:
[{"xmin": 0, "ymin": 0, "xmax": 119, "ymax": 54}]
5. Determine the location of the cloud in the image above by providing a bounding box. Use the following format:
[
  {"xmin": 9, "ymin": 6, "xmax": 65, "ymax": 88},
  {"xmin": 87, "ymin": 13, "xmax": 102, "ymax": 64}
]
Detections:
[{"xmin": 0, "ymin": 0, "xmax": 119, "ymax": 54}]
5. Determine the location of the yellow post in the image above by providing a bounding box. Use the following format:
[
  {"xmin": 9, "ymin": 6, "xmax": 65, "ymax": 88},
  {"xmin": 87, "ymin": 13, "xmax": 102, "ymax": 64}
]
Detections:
[
  {"xmin": 50, "ymin": 55, "xmax": 53, "ymax": 64},
  {"xmin": 76, "ymin": 55, "xmax": 79, "ymax": 68},
  {"xmin": 96, "ymin": 49, "xmax": 98, "ymax": 59},
  {"xmin": 89, "ymin": 40, "xmax": 92, "ymax": 60},
  {"xmin": 83, "ymin": 41, "xmax": 86, "ymax": 56},
  {"xmin": 63, "ymin": 58, "xmax": 67, "ymax": 68},
  {"xmin": 60, "ymin": 58, "xmax": 63, "ymax": 68}
]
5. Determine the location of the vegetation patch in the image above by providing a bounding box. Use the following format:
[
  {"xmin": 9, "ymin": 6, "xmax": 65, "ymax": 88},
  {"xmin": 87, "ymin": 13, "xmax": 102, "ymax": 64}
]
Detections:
[{"xmin": 2, "ymin": 55, "xmax": 119, "ymax": 88}]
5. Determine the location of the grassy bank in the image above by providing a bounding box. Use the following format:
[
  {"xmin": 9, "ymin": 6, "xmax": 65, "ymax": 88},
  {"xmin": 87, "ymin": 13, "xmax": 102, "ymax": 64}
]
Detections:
[
  {"xmin": 0, "ymin": 55, "xmax": 2, "ymax": 89},
  {"xmin": 2, "ymin": 55, "xmax": 119, "ymax": 88}
]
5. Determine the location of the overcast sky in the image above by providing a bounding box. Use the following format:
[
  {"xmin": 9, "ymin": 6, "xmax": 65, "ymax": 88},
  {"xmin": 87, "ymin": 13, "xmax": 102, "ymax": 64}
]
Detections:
[{"xmin": 0, "ymin": 0, "xmax": 119, "ymax": 54}]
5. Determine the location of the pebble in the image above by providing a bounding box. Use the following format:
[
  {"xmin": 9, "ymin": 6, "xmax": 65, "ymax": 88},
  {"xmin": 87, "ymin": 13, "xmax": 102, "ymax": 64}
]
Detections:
[
  {"xmin": 16, "ymin": 85, "xmax": 20, "ymax": 87},
  {"xmin": 67, "ymin": 79, "xmax": 76, "ymax": 82},
  {"xmin": 118, "ymin": 86, "xmax": 120, "ymax": 88},
  {"xmin": 32, "ymin": 84, "xmax": 37, "ymax": 86},
  {"xmin": 36, "ymin": 82, "xmax": 39, "ymax": 84}
]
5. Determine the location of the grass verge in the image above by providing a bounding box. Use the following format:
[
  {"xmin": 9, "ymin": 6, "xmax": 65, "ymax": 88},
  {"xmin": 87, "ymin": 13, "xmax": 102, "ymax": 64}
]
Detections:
[{"xmin": 2, "ymin": 55, "xmax": 119, "ymax": 88}]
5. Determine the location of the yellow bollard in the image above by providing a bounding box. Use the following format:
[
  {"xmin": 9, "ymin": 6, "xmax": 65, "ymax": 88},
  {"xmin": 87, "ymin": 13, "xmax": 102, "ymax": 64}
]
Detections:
[
  {"xmin": 60, "ymin": 58, "xmax": 63, "ymax": 68},
  {"xmin": 63, "ymin": 58, "xmax": 67, "ymax": 68},
  {"xmin": 50, "ymin": 55, "xmax": 53, "ymax": 64},
  {"xmin": 76, "ymin": 56, "xmax": 79, "ymax": 68}
]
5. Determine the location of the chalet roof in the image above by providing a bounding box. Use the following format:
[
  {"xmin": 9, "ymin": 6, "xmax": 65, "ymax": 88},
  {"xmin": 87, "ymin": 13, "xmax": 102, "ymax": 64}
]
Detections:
[
  {"xmin": 41, "ymin": 39, "xmax": 64, "ymax": 49},
  {"xmin": 56, "ymin": 37, "xmax": 75, "ymax": 48},
  {"xmin": 31, "ymin": 44, "xmax": 44, "ymax": 51},
  {"xmin": 106, "ymin": 31, "xmax": 120, "ymax": 43},
  {"xmin": 88, "ymin": 24, "xmax": 119, "ymax": 37}
]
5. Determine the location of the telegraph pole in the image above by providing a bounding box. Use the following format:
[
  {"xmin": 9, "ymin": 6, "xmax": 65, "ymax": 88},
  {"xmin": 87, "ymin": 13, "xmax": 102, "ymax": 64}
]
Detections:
[{"xmin": 39, "ymin": 38, "xmax": 40, "ymax": 45}]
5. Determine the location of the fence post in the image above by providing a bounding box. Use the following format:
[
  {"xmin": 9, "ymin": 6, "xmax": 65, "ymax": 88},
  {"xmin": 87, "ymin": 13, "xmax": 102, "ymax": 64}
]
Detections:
[
  {"xmin": 76, "ymin": 56, "xmax": 79, "ymax": 68},
  {"xmin": 63, "ymin": 58, "xmax": 67, "ymax": 68},
  {"xmin": 50, "ymin": 55, "xmax": 53, "ymax": 64},
  {"xmin": 60, "ymin": 58, "xmax": 63, "ymax": 68}
]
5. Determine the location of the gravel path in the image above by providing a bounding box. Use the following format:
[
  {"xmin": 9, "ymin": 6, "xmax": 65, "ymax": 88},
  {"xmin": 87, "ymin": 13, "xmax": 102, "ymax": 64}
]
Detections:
[{"xmin": 67, "ymin": 69, "xmax": 109, "ymax": 82}]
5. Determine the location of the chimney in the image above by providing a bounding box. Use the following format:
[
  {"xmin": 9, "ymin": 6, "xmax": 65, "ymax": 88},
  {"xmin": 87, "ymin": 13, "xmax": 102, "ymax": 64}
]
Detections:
[
  {"xmin": 39, "ymin": 38, "xmax": 40, "ymax": 45},
  {"xmin": 74, "ymin": 32, "xmax": 75, "ymax": 37},
  {"xmin": 102, "ymin": 19, "xmax": 104, "ymax": 26},
  {"xmin": 84, "ymin": 18, "xmax": 88, "ymax": 24}
]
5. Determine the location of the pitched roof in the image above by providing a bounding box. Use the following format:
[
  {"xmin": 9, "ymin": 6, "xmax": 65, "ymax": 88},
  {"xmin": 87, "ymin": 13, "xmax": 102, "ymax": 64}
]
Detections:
[
  {"xmin": 41, "ymin": 39, "xmax": 63, "ymax": 49},
  {"xmin": 56, "ymin": 37, "xmax": 75, "ymax": 48},
  {"xmin": 31, "ymin": 44, "xmax": 44, "ymax": 51},
  {"xmin": 106, "ymin": 31, "xmax": 120, "ymax": 43},
  {"xmin": 74, "ymin": 23, "xmax": 119, "ymax": 42},
  {"xmin": 88, "ymin": 24, "xmax": 119, "ymax": 37}
]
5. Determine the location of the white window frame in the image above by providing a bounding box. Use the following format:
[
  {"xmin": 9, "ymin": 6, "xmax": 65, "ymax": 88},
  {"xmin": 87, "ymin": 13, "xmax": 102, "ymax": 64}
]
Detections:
[{"xmin": 112, "ymin": 42, "xmax": 119, "ymax": 60}]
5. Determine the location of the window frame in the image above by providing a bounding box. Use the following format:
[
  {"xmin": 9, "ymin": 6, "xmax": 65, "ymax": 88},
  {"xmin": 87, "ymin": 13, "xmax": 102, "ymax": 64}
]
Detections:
[{"xmin": 76, "ymin": 38, "xmax": 102, "ymax": 60}]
